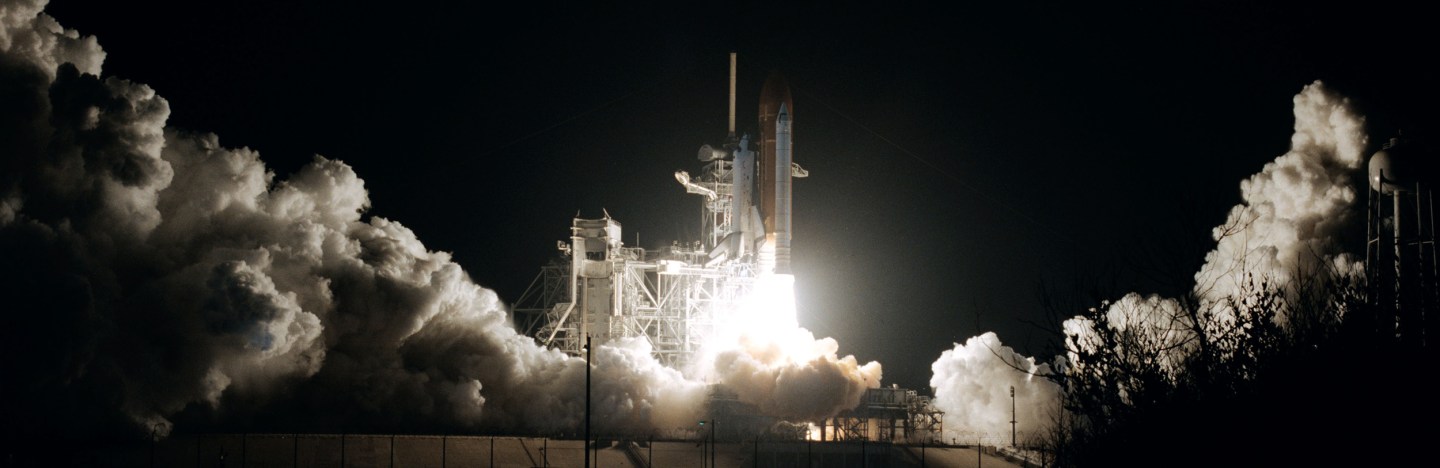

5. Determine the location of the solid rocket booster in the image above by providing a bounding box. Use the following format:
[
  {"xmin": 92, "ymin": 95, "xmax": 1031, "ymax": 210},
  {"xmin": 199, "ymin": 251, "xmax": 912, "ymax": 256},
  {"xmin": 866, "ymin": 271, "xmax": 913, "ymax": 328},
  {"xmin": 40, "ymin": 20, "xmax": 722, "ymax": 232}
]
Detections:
[{"xmin": 758, "ymin": 72, "xmax": 794, "ymax": 274}]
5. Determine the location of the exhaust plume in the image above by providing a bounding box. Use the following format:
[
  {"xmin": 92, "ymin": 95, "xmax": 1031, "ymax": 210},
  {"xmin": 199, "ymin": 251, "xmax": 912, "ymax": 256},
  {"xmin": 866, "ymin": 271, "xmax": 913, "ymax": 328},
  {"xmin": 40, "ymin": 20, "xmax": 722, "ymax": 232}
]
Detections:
[
  {"xmin": 935, "ymin": 81, "xmax": 1370, "ymax": 441},
  {"xmin": 700, "ymin": 274, "xmax": 883, "ymax": 423},
  {"xmin": 1066, "ymin": 81, "xmax": 1367, "ymax": 365},
  {"xmin": 1193, "ymin": 81, "xmax": 1367, "ymax": 306},
  {"xmin": 1, "ymin": 1, "xmax": 882, "ymax": 441},
  {"xmin": 1, "ymin": 0, "xmax": 707, "ymax": 439},
  {"xmin": 929, "ymin": 332, "xmax": 1061, "ymax": 442}
]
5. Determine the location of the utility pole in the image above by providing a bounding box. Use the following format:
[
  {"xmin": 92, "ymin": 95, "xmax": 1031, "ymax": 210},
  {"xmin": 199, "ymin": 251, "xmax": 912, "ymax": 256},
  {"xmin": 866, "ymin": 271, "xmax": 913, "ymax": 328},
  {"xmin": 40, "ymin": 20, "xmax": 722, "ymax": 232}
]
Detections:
[
  {"xmin": 585, "ymin": 334, "xmax": 592, "ymax": 468},
  {"xmin": 1010, "ymin": 386, "xmax": 1017, "ymax": 447}
]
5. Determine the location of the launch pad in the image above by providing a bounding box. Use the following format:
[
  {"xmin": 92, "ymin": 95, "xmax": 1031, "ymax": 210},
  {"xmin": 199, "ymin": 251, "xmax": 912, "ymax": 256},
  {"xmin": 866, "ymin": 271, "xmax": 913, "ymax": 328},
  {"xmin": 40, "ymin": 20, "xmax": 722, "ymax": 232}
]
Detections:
[{"xmin": 512, "ymin": 54, "xmax": 942, "ymax": 443}]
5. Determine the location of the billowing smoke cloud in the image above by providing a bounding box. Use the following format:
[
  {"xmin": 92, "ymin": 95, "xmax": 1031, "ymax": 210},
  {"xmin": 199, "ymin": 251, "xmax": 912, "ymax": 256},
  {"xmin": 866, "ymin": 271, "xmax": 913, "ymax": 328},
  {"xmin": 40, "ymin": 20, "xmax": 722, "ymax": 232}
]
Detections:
[
  {"xmin": 710, "ymin": 328, "xmax": 882, "ymax": 422},
  {"xmin": 699, "ymin": 274, "xmax": 883, "ymax": 423},
  {"xmin": 0, "ymin": 0, "xmax": 103, "ymax": 78},
  {"xmin": 934, "ymin": 81, "xmax": 1369, "ymax": 442},
  {"xmin": 929, "ymin": 333, "xmax": 1061, "ymax": 442},
  {"xmin": 1064, "ymin": 81, "xmax": 1367, "ymax": 365},
  {"xmin": 1193, "ymin": 82, "xmax": 1367, "ymax": 306},
  {"xmin": 1, "ymin": 0, "xmax": 706, "ymax": 439}
]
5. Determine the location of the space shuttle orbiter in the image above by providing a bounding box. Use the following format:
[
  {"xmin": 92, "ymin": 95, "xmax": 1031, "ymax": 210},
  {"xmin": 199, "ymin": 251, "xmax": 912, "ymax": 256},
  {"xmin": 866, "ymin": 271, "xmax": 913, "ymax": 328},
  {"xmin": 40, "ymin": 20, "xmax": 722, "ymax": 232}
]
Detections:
[{"xmin": 677, "ymin": 54, "xmax": 806, "ymax": 275}]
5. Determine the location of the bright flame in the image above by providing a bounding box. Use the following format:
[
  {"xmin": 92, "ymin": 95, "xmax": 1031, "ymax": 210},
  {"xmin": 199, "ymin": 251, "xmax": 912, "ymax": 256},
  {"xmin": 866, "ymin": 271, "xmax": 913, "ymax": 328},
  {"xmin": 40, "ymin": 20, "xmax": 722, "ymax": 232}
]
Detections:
[
  {"xmin": 729, "ymin": 274, "xmax": 799, "ymax": 338},
  {"xmin": 707, "ymin": 273, "xmax": 832, "ymax": 365},
  {"xmin": 691, "ymin": 272, "xmax": 883, "ymax": 421}
]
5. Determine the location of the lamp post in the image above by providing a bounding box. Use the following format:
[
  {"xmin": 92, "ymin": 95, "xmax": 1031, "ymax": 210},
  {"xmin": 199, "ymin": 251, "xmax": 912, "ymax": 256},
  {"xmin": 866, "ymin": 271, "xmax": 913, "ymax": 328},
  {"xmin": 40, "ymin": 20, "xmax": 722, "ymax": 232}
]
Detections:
[
  {"xmin": 698, "ymin": 420, "xmax": 706, "ymax": 468},
  {"xmin": 697, "ymin": 419, "xmax": 715, "ymax": 468},
  {"xmin": 1010, "ymin": 386, "xmax": 1016, "ymax": 447},
  {"xmin": 584, "ymin": 335, "xmax": 592, "ymax": 468}
]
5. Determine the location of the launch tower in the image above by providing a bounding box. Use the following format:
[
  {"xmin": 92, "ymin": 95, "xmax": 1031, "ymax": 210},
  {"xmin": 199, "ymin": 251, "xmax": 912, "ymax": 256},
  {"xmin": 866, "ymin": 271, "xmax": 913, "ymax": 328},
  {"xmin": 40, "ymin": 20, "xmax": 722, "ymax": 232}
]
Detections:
[
  {"xmin": 514, "ymin": 53, "xmax": 806, "ymax": 369},
  {"xmin": 513, "ymin": 54, "xmax": 942, "ymax": 443}
]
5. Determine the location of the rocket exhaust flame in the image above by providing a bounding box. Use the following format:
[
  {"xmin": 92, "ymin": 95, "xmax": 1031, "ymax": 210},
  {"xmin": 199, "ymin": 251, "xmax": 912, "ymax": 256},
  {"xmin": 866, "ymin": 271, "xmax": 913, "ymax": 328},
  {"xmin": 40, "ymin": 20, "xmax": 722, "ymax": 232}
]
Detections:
[
  {"xmin": 725, "ymin": 274, "xmax": 800, "ymax": 341},
  {"xmin": 701, "ymin": 274, "xmax": 882, "ymax": 422}
]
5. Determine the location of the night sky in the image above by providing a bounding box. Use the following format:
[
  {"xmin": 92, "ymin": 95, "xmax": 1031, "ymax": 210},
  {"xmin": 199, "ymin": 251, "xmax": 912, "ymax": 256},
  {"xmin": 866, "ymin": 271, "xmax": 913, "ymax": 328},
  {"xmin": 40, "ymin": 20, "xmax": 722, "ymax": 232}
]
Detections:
[{"xmin": 42, "ymin": 0, "xmax": 1438, "ymax": 392}]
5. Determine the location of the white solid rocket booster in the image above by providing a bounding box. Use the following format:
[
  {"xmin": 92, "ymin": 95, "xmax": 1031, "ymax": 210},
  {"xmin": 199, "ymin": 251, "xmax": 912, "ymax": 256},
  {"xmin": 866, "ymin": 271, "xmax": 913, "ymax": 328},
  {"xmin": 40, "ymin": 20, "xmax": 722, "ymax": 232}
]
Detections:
[{"xmin": 757, "ymin": 71, "xmax": 795, "ymax": 275}]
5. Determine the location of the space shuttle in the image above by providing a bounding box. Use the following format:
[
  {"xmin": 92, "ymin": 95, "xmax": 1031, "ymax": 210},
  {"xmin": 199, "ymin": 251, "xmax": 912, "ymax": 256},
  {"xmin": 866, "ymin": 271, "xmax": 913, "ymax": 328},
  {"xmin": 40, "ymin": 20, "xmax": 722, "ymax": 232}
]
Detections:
[{"xmin": 677, "ymin": 53, "xmax": 806, "ymax": 275}]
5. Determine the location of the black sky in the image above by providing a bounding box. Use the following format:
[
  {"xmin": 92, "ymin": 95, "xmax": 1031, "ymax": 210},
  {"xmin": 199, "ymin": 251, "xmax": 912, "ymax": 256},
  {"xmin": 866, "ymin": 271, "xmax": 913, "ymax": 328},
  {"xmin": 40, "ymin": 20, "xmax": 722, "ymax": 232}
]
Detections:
[{"xmin": 43, "ymin": 0, "xmax": 1438, "ymax": 391}]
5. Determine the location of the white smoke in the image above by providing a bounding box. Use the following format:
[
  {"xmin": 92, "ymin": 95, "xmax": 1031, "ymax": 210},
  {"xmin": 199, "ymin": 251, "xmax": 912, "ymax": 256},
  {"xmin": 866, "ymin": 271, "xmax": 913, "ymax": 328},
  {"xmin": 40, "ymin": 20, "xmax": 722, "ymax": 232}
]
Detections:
[
  {"xmin": 709, "ymin": 329, "xmax": 883, "ymax": 422},
  {"xmin": 0, "ymin": 0, "xmax": 103, "ymax": 78},
  {"xmin": 935, "ymin": 81, "xmax": 1370, "ymax": 442},
  {"xmin": 0, "ymin": 0, "xmax": 888, "ymax": 440},
  {"xmin": 1065, "ymin": 81, "xmax": 1367, "ymax": 365},
  {"xmin": 1062, "ymin": 293, "xmax": 1196, "ymax": 378},
  {"xmin": 929, "ymin": 332, "xmax": 1061, "ymax": 443},
  {"xmin": 1, "ymin": 0, "xmax": 707, "ymax": 439},
  {"xmin": 1194, "ymin": 81, "xmax": 1367, "ymax": 309},
  {"xmin": 698, "ymin": 274, "xmax": 883, "ymax": 423}
]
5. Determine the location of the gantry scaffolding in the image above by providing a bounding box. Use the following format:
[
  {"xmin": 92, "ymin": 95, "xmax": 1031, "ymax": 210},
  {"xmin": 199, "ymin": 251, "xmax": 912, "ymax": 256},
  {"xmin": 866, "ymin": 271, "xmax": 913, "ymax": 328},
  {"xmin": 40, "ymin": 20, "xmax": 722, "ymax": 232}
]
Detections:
[
  {"xmin": 513, "ymin": 216, "xmax": 758, "ymax": 369},
  {"xmin": 820, "ymin": 386, "xmax": 943, "ymax": 444},
  {"xmin": 513, "ymin": 53, "xmax": 943, "ymax": 438},
  {"xmin": 511, "ymin": 117, "xmax": 765, "ymax": 369}
]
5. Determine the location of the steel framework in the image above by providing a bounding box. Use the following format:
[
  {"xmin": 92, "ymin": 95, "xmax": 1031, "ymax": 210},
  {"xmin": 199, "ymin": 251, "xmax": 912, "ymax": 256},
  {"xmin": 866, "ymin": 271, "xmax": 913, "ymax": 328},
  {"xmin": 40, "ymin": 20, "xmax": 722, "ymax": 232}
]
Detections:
[
  {"xmin": 820, "ymin": 387, "xmax": 943, "ymax": 443},
  {"xmin": 514, "ymin": 53, "xmax": 944, "ymax": 437}
]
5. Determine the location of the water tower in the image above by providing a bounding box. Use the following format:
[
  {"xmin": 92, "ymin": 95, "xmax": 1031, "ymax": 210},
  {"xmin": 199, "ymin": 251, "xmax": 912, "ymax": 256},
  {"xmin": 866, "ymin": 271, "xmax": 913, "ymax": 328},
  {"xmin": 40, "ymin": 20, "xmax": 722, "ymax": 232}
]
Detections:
[{"xmin": 1364, "ymin": 135, "xmax": 1437, "ymax": 348}]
